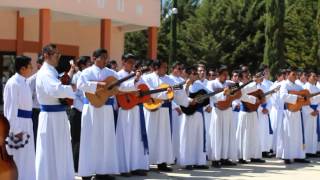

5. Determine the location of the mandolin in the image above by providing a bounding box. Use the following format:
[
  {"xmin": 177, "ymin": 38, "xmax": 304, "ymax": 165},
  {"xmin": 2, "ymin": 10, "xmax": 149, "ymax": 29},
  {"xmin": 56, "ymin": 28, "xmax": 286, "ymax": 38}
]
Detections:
[
  {"xmin": 85, "ymin": 68, "xmax": 149, "ymax": 108},
  {"xmin": 142, "ymin": 82, "xmax": 185, "ymax": 111},
  {"xmin": 286, "ymin": 90, "xmax": 320, "ymax": 112},
  {"xmin": 241, "ymin": 85, "xmax": 280, "ymax": 112},
  {"xmin": 215, "ymin": 80, "xmax": 253, "ymax": 110},
  {"xmin": 0, "ymin": 114, "xmax": 18, "ymax": 180}
]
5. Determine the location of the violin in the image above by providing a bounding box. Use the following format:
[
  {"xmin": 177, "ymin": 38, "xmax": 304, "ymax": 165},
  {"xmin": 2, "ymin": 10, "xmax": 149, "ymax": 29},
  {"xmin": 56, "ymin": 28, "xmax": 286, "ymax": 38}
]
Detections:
[{"xmin": 0, "ymin": 114, "xmax": 18, "ymax": 180}]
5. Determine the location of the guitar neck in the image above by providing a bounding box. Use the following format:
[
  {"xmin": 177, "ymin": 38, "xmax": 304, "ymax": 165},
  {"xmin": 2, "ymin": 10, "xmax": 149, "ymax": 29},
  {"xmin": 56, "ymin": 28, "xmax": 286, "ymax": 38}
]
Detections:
[
  {"xmin": 140, "ymin": 83, "xmax": 184, "ymax": 97},
  {"xmin": 229, "ymin": 80, "xmax": 253, "ymax": 94},
  {"xmin": 197, "ymin": 89, "xmax": 223, "ymax": 102},
  {"xmin": 308, "ymin": 91, "xmax": 320, "ymax": 98}
]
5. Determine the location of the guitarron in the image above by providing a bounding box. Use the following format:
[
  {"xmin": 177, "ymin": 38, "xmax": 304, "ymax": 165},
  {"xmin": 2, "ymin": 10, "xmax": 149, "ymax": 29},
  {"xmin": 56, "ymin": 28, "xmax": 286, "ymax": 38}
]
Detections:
[{"xmin": 0, "ymin": 114, "xmax": 18, "ymax": 180}]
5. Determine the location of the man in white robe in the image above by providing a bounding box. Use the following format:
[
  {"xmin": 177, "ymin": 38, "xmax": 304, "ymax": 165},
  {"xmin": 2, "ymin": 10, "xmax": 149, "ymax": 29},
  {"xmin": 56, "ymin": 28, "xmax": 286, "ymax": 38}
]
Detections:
[
  {"xmin": 302, "ymin": 71, "xmax": 320, "ymax": 156},
  {"xmin": 197, "ymin": 64, "xmax": 213, "ymax": 154},
  {"xmin": 207, "ymin": 66, "xmax": 237, "ymax": 167},
  {"xmin": 279, "ymin": 68, "xmax": 310, "ymax": 164},
  {"xmin": 169, "ymin": 62, "xmax": 185, "ymax": 161},
  {"xmin": 35, "ymin": 44, "xmax": 75, "ymax": 180},
  {"xmin": 27, "ymin": 54, "xmax": 44, "ymax": 149},
  {"xmin": 142, "ymin": 59, "xmax": 190, "ymax": 171},
  {"xmin": 236, "ymin": 74, "xmax": 266, "ymax": 164},
  {"xmin": 115, "ymin": 54, "xmax": 149, "ymax": 177},
  {"xmin": 69, "ymin": 56, "xmax": 91, "ymax": 172},
  {"xmin": 4, "ymin": 56, "xmax": 35, "ymax": 180},
  {"xmin": 77, "ymin": 49, "xmax": 122, "ymax": 180},
  {"xmin": 268, "ymin": 70, "xmax": 286, "ymax": 158},
  {"xmin": 178, "ymin": 66, "xmax": 224, "ymax": 170}
]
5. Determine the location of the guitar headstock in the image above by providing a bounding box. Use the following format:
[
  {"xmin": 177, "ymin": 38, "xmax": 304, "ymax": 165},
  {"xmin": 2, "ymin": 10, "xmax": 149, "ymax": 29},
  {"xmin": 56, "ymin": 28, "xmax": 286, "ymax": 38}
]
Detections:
[
  {"xmin": 273, "ymin": 85, "xmax": 281, "ymax": 93},
  {"xmin": 173, "ymin": 81, "xmax": 186, "ymax": 90}
]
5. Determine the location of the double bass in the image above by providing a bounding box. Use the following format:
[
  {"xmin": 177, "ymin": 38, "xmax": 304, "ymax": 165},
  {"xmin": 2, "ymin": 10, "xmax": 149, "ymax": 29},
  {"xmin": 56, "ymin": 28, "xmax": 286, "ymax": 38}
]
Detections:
[{"xmin": 0, "ymin": 114, "xmax": 18, "ymax": 180}]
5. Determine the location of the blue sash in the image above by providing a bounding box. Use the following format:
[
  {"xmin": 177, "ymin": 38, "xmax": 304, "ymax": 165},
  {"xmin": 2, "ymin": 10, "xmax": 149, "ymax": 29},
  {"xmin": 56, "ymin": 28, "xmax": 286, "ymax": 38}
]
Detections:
[
  {"xmin": 40, "ymin": 105, "xmax": 67, "ymax": 112},
  {"xmin": 310, "ymin": 104, "xmax": 320, "ymax": 142},
  {"xmin": 261, "ymin": 103, "xmax": 273, "ymax": 134},
  {"xmin": 161, "ymin": 101, "xmax": 173, "ymax": 136},
  {"xmin": 196, "ymin": 107, "xmax": 206, "ymax": 153},
  {"xmin": 17, "ymin": 109, "xmax": 32, "ymax": 118},
  {"xmin": 284, "ymin": 104, "xmax": 305, "ymax": 145},
  {"xmin": 232, "ymin": 106, "xmax": 240, "ymax": 112},
  {"xmin": 240, "ymin": 103, "xmax": 252, "ymax": 112},
  {"xmin": 138, "ymin": 105, "xmax": 149, "ymax": 154}
]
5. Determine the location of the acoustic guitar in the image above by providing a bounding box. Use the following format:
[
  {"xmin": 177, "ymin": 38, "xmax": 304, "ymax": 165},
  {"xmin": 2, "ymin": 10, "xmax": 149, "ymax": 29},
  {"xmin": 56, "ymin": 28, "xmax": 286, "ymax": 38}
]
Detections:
[
  {"xmin": 85, "ymin": 68, "xmax": 149, "ymax": 108},
  {"xmin": 117, "ymin": 82, "xmax": 184, "ymax": 110},
  {"xmin": 286, "ymin": 90, "xmax": 320, "ymax": 112},
  {"xmin": 0, "ymin": 114, "xmax": 18, "ymax": 180},
  {"xmin": 143, "ymin": 82, "xmax": 185, "ymax": 111},
  {"xmin": 215, "ymin": 80, "xmax": 253, "ymax": 110},
  {"xmin": 241, "ymin": 85, "xmax": 280, "ymax": 112}
]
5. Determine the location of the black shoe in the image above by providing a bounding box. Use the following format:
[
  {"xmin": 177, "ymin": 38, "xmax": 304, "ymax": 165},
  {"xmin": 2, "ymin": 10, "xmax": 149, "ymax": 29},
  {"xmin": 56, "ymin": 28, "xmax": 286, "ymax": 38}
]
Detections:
[
  {"xmin": 211, "ymin": 161, "xmax": 222, "ymax": 168},
  {"xmin": 120, "ymin": 172, "xmax": 132, "ymax": 177},
  {"xmin": 262, "ymin": 152, "xmax": 273, "ymax": 158},
  {"xmin": 185, "ymin": 165, "xmax": 194, "ymax": 170},
  {"xmin": 283, "ymin": 159, "xmax": 292, "ymax": 164},
  {"xmin": 306, "ymin": 153, "xmax": 317, "ymax": 158},
  {"xmin": 157, "ymin": 163, "xmax": 173, "ymax": 172},
  {"xmin": 221, "ymin": 159, "xmax": 237, "ymax": 166},
  {"xmin": 193, "ymin": 165, "xmax": 209, "ymax": 169},
  {"xmin": 294, "ymin": 159, "xmax": 310, "ymax": 163},
  {"xmin": 131, "ymin": 170, "xmax": 147, "ymax": 176},
  {"xmin": 82, "ymin": 176, "xmax": 93, "ymax": 180},
  {"xmin": 94, "ymin": 174, "xmax": 115, "ymax": 180},
  {"xmin": 238, "ymin": 159, "xmax": 248, "ymax": 164},
  {"xmin": 250, "ymin": 158, "xmax": 266, "ymax": 163}
]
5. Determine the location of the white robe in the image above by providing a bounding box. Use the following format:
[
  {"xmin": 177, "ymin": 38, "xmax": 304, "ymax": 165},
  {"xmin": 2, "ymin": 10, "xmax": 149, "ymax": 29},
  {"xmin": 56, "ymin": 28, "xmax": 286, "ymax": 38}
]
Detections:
[
  {"xmin": 4, "ymin": 73, "xmax": 35, "ymax": 180},
  {"xmin": 77, "ymin": 65, "xmax": 120, "ymax": 176},
  {"xmin": 230, "ymin": 99, "xmax": 240, "ymax": 161},
  {"xmin": 142, "ymin": 72, "xmax": 190, "ymax": 165},
  {"xmin": 269, "ymin": 81, "xmax": 285, "ymax": 157},
  {"xmin": 279, "ymin": 80, "xmax": 306, "ymax": 159},
  {"xmin": 302, "ymin": 82, "xmax": 320, "ymax": 154},
  {"xmin": 202, "ymin": 79, "xmax": 213, "ymax": 154},
  {"xmin": 207, "ymin": 79, "xmax": 235, "ymax": 161},
  {"xmin": 256, "ymin": 83, "xmax": 273, "ymax": 152},
  {"xmin": 179, "ymin": 80, "xmax": 225, "ymax": 166},
  {"xmin": 236, "ymin": 82, "xmax": 262, "ymax": 160},
  {"xmin": 168, "ymin": 74, "xmax": 185, "ymax": 160},
  {"xmin": 116, "ymin": 69, "xmax": 149, "ymax": 173},
  {"xmin": 35, "ymin": 62, "xmax": 75, "ymax": 180}
]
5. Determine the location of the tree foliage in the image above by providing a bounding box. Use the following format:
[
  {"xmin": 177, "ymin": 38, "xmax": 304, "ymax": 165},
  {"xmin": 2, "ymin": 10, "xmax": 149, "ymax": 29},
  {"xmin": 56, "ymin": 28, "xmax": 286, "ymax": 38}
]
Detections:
[{"xmin": 124, "ymin": 0, "xmax": 320, "ymax": 72}]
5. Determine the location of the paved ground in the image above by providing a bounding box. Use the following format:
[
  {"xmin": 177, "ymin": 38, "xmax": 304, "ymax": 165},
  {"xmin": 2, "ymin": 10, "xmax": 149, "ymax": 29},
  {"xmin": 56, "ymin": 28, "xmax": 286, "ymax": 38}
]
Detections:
[{"xmin": 76, "ymin": 157, "xmax": 320, "ymax": 180}]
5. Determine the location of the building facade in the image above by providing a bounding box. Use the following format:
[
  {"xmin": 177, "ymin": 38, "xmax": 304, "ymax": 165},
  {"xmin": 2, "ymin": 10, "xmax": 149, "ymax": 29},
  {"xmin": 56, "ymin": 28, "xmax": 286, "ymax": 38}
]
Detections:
[{"xmin": 0, "ymin": 0, "xmax": 160, "ymax": 105}]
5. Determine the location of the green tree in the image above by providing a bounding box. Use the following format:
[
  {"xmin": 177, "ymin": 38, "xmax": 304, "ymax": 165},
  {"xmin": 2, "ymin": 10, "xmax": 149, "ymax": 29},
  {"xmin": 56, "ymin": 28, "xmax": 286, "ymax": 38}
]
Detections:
[{"xmin": 263, "ymin": 0, "xmax": 285, "ymax": 78}]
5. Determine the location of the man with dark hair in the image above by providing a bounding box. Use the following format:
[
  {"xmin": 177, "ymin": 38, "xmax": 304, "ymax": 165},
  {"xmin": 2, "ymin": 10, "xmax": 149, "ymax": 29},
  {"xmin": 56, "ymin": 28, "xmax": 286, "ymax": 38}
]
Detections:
[
  {"xmin": 107, "ymin": 60, "xmax": 118, "ymax": 71},
  {"xmin": 69, "ymin": 56, "xmax": 91, "ymax": 172},
  {"xmin": 301, "ymin": 70, "xmax": 320, "ymax": 157},
  {"xmin": 237, "ymin": 72, "xmax": 266, "ymax": 164},
  {"xmin": 279, "ymin": 67, "xmax": 310, "ymax": 164},
  {"xmin": 116, "ymin": 54, "xmax": 149, "ymax": 177},
  {"xmin": 35, "ymin": 44, "xmax": 76, "ymax": 180},
  {"xmin": 4, "ymin": 55, "xmax": 35, "ymax": 180},
  {"xmin": 27, "ymin": 53, "xmax": 44, "ymax": 149},
  {"xmin": 169, "ymin": 61, "xmax": 185, "ymax": 160},
  {"xmin": 78, "ymin": 48, "xmax": 124, "ymax": 180},
  {"xmin": 269, "ymin": 69, "xmax": 286, "ymax": 158},
  {"xmin": 142, "ymin": 59, "xmax": 191, "ymax": 172},
  {"xmin": 207, "ymin": 65, "xmax": 237, "ymax": 167}
]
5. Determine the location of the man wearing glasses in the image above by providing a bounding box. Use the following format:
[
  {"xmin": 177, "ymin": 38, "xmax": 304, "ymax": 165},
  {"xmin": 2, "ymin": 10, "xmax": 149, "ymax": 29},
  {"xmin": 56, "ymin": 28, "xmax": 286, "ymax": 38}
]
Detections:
[{"xmin": 35, "ymin": 44, "xmax": 76, "ymax": 180}]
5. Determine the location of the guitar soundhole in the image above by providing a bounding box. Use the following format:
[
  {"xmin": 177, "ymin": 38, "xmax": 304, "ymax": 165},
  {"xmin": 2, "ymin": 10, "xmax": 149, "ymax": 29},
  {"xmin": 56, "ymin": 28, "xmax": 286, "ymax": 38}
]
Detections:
[{"xmin": 125, "ymin": 95, "xmax": 130, "ymax": 103}]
